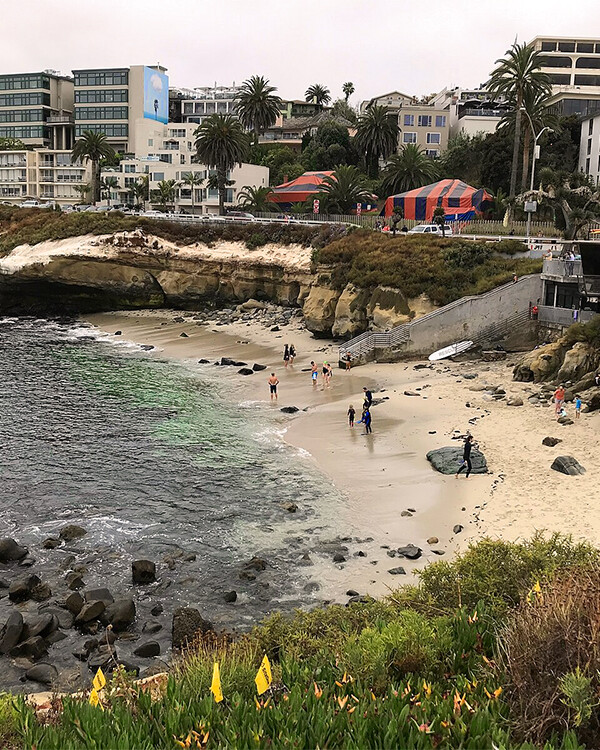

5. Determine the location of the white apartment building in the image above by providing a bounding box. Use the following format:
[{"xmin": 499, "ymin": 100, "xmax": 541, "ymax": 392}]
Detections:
[
  {"xmin": 101, "ymin": 120, "xmax": 269, "ymax": 213},
  {"xmin": 432, "ymin": 87, "xmax": 509, "ymax": 138},
  {"xmin": 172, "ymin": 85, "xmax": 241, "ymax": 125},
  {"xmin": 579, "ymin": 113, "xmax": 600, "ymax": 185},
  {"xmin": 0, "ymin": 149, "xmax": 92, "ymax": 203}
]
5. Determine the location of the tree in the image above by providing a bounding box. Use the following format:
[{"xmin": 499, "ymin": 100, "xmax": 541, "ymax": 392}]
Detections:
[
  {"xmin": 342, "ymin": 82, "xmax": 355, "ymax": 102},
  {"xmin": 0, "ymin": 137, "xmax": 25, "ymax": 150},
  {"xmin": 100, "ymin": 176, "xmax": 119, "ymax": 206},
  {"xmin": 235, "ymin": 75, "xmax": 282, "ymax": 143},
  {"xmin": 301, "ymin": 120, "xmax": 357, "ymax": 171},
  {"xmin": 257, "ymin": 146, "xmax": 305, "ymax": 186},
  {"xmin": 432, "ymin": 205, "xmax": 447, "ymax": 237},
  {"xmin": 71, "ymin": 131, "xmax": 115, "ymax": 204},
  {"xmin": 331, "ymin": 99, "xmax": 358, "ymax": 125},
  {"xmin": 354, "ymin": 105, "xmax": 399, "ymax": 178},
  {"xmin": 318, "ymin": 165, "xmax": 372, "ymax": 214},
  {"xmin": 488, "ymin": 42, "xmax": 551, "ymax": 198},
  {"xmin": 305, "ymin": 84, "xmax": 331, "ymax": 105},
  {"xmin": 194, "ymin": 114, "xmax": 250, "ymax": 215},
  {"xmin": 132, "ymin": 175, "xmax": 149, "ymax": 210},
  {"xmin": 237, "ymin": 185, "xmax": 274, "ymax": 212},
  {"xmin": 381, "ymin": 144, "xmax": 438, "ymax": 195},
  {"xmin": 152, "ymin": 179, "xmax": 178, "ymax": 210},
  {"xmin": 73, "ymin": 183, "xmax": 91, "ymax": 204},
  {"xmin": 181, "ymin": 171, "xmax": 204, "ymax": 213},
  {"xmin": 439, "ymin": 133, "xmax": 485, "ymax": 186}
]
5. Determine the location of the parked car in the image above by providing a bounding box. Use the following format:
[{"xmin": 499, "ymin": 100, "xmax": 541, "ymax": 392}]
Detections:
[
  {"xmin": 73, "ymin": 204, "xmax": 91, "ymax": 212},
  {"xmin": 407, "ymin": 223, "xmax": 453, "ymax": 236},
  {"xmin": 20, "ymin": 199, "xmax": 42, "ymax": 208},
  {"xmin": 224, "ymin": 210, "xmax": 255, "ymax": 221},
  {"xmin": 142, "ymin": 210, "xmax": 167, "ymax": 218}
]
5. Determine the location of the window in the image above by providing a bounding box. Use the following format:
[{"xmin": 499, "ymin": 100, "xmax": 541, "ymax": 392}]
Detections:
[
  {"xmin": 75, "ymin": 89, "xmax": 128, "ymax": 103},
  {"xmin": 589, "ymin": 119, "xmax": 594, "ymax": 135},
  {"xmin": 205, "ymin": 102, "xmax": 215, "ymax": 114},
  {"xmin": 75, "ymin": 106, "xmax": 128, "ymax": 120},
  {"xmin": 539, "ymin": 55, "xmax": 572, "ymax": 68},
  {"xmin": 0, "ymin": 75, "xmax": 50, "ymax": 90},
  {"xmin": 558, "ymin": 41, "xmax": 575, "ymax": 52},
  {"xmin": 194, "ymin": 103, "xmax": 204, "ymax": 114},
  {"xmin": 403, "ymin": 114, "xmax": 414, "ymax": 126},
  {"xmin": 0, "ymin": 125, "xmax": 47, "ymax": 139},
  {"xmin": 124, "ymin": 177, "xmax": 136, "ymax": 187},
  {"xmin": 425, "ymin": 149, "xmax": 439, "ymax": 158},
  {"xmin": 74, "ymin": 123, "xmax": 128, "ymax": 137},
  {"xmin": 596, "ymin": 44, "xmax": 600, "ymax": 54},
  {"xmin": 0, "ymin": 92, "xmax": 50, "ymax": 107},
  {"xmin": 586, "ymin": 157, "xmax": 590, "ymax": 173},
  {"xmin": 0, "ymin": 108, "xmax": 44, "ymax": 123},
  {"xmin": 403, "ymin": 132, "xmax": 417, "ymax": 143},
  {"xmin": 418, "ymin": 115, "xmax": 432, "ymax": 127},
  {"xmin": 574, "ymin": 74, "xmax": 600, "ymax": 86},
  {"xmin": 576, "ymin": 57, "xmax": 600, "ymax": 69},
  {"xmin": 56, "ymin": 169, "xmax": 84, "ymax": 182},
  {"xmin": 169, "ymin": 129, "xmax": 186, "ymax": 137},
  {"xmin": 435, "ymin": 115, "xmax": 446, "ymax": 127},
  {"xmin": 541, "ymin": 41, "xmax": 557, "ymax": 51},
  {"xmin": 598, "ymin": 154, "xmax": 600, "ymax": 172},
  {"xmin": 152, "ymin": 172, "xmax": 164, "ymax": 181},
  {"xmin": 549, "ymin": 73, "xmax": 571, "ymax": 85},
  {"xmin": 74, "ymin": 70, "xmax": 129, "ymax": 87},
  {"xmin": 427, "ymin": 132, "xmax": 441, "ymax": 144},
  {"xmin": 124, "ymin": 164, "xmax": 136, "ymax": 173},
  {"xmin": 577, "ymin": 42, "xmax": 595, "ymax": 53},
  {"xmin": 588, "ymin": 138, "xmax": 592, "ymax": 154},
  {"xmin": 148, "ymin": 139, "xmax": 153, "ymax": 146}
]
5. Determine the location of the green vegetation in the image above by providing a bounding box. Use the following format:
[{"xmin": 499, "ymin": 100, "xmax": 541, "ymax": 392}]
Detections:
[
  {"xmin": 71, "ymin": 130, "xmax": 116, "ymax": 204},
  {"xmin": 354, "ymin": 105, "xmax": 399, "ymax": 178},
  {"xmin": 305, "ymin": 83, "xmax": 331, "ymax": 105},
  {"xmin": 235, "ymin": 76, "xmax": 282, "ymax": 144},
  {"xmin": 315, "ymin": 230, "xmax": 541, "ymax": 305},
  {"xmin": 10, "ymin": 534, "xmax": 600, "ymax": 749},
  {"xmin": 381, "ymin": 144, "xmax": 439, "ymax": 195}
]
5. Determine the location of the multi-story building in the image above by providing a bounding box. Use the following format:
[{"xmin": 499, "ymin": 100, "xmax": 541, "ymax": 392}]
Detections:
[
  {"xmin": 530, "ymin": 36, "xmax": 600, "ymax": 118},
  {"xmin": 578, "ymin": 112, "xmax": 600, "ymax": 184},
  {"xmin": 359, "ymin": 91, "xmax": 416, "ymax": 114},
  {"xmin": 176, "ymin": 85, "xmax": 241, "ymax": 126},
  {"xmin": 432, "ymin": 87, "xmax": 510, "ymax": 138},
  {"xmin": 100, "ymin": 120, "xmax": 269, "ymax": 213},
  {"xmin": 0, "ymin": 148, "xmax": 91, "ymax": 203},
  {"xmin": 73, "ymin": 65, "xmax": 168, "ymax": 154},
  {"xmin": 0, "ymin": 71, "xmax": 74, "ymax": 149}
]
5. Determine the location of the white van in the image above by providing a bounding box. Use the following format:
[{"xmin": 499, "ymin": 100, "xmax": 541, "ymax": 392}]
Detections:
[
  {"xmin": 20, "ymin": 199, "xmax": 42, "ymax": 208},
  {"xmin": 408, "ymin": 223, "xmax": 453, "ymax": 236}
]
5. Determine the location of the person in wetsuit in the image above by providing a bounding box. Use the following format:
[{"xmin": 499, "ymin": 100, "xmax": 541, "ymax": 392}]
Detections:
[{"xmin": 455, "ymin": 434, "xmax": 475, "ymax": 479}]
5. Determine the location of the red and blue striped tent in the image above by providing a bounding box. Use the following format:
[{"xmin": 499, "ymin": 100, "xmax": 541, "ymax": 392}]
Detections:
[
  {"xmin": 268, "ymin": 171, "xmax": 334, "ymax": 205},
  {"xmin": 382, "ymin": 179, "xmax": 493, "ymax": 221}
]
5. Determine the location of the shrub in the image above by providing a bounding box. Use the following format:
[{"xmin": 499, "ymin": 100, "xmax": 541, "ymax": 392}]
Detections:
[
  {"xmin": 563, "ymin": 314, "xmax": 600, "ymax": 346},
  {"xmin": 495, "ymin": 238, "xmax": 529, "ymax": 255}
]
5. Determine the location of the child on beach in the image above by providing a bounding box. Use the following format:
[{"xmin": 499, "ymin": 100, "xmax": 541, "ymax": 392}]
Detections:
[
  {"xmin": 575, "ymin": 395, "xmax": 582, "ymax": 418},
  {"xmin": 347, "ymin": 404, "xmax": 355, "ymax": 427}
]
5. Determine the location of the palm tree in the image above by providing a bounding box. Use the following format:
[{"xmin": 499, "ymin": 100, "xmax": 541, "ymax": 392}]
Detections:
[
  {"xmin": 181, "ymin": 171, "xmax": 204, "ymax": 214},
  {"xmin": 305, "ymin": 84, "xmax": 331, "ymax": 106},
  {"xmin": 342, "ymin": 82, "xmax": 355, "ymax": 102},
  {"xmin": 152, "ymin": 179, "xmax": 179, "ymax": 210},
  {"xmin": 237, "ymin": 185, "xmax": 274, "ymax": 213},
  {"xmin": 381, "ymin": 144, "xmax": 439, "ymax": 195},
  {"xmin": 73, "ymin": 183, "xmax": 91, "ymax": 204},
  {"xmin": 100, "ymin": 176, "xmax": 119, "ymax": 206},
  {"xmin": 235, "ymin": 76, "xmax": 282, "ymax": 144},
  {"xmin": 71, "ymin": 131, "xmax": 116, "ymax": 204},
  {"xmin": 318, "ymin": 165, "xmax": 372, "ymax": 214},
  {"xmin": 132, "ymin": 175, "xmax": 149, "ymax": 210},
  {"xmin": 355, "ymin": 105, "xmax": 400, "ymax": 179},
  {"xmin": 194, "ymin": 114, "xmax": 250, "ymax": 215},
  {"xmin": 488, "ymin": 42, "xmax": 551, "ymax": 198}
]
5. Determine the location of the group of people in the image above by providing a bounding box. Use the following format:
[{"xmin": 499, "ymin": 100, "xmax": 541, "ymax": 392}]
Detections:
[
  {"xmin": 347, "ymin": 387, "xmax": 373, "ymax": 435},
  {"xmin": 283, "ymin": 344, "xmax": 296, "ymax": 368},
  {"xmin": 553, "ymin": 384, "xmax": 582, "ymax": 420},
  {"xmin": 309, "ymin": 360, "xmax": 334, "ymax": 387}
]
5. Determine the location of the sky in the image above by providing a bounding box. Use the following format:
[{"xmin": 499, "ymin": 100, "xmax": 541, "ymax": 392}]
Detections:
[{"xmin": 4, "ymin": 0, "xmax": 600, "ymax": 103}]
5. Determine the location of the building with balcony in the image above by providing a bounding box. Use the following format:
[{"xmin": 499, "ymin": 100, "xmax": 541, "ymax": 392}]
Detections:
[
  {"xmin": 175, "ymin": 85, "xmax": 241, "ymax": 126},
  {"xmin": 0, "ymin": 149, "xmax": 91, "ymax": 203},
  {"xmin": 579, "ymin": 112, "xmax": 600, "ymax": 184},
  {"xmin": 538, "ymin": 250, "xmax": 598, "ymax": 329},
  {"xmin": 0, "ymin": 71, "xmax": 74, "ymax": 149}
]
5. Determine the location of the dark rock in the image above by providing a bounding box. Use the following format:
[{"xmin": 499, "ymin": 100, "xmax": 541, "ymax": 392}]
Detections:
[
  {"xmin": 427, "ymin": 537, "xmax": 439, "ymax": 545},
  {"xmin": 183, "ymin": 553, "xmax": 196, "ymax": 562},
  {"xmin": 333, "ymin": 553, "xmax": 346, "ymax": 563},
  {"xmin": 114, "ymin": 330, "xmax": 122, "ymax": 336},
  {"xmin": 25, "ymin": 663, "xmax": 58, "ymax": 686},
  {"xmin": 282, "ymin": 502, "xmax": 297, "ymax": 513},
  {"xmin": 270, "ymin": 326, "xmax": 280, "ymax": 332},
  {"xmin": 116, "ymin": 660, "xmax": 140, "ymax": 676},
  {"xmin": 11, "ymin": 636, "xmax": 47, "ymax": 661},
  {"xmin": 104, "ymin": 598, "xmax": 136, "ymax": 632},
  {"xmin": 558, "ymin": 417, "xmax": 574, "ymax": 425},
  {"xmin": 132, "ymin": 559, "xmax": 156, "ymax": 584},
  {"xmin": 233, "ymin": 361, "xmax": 248, "ymax": 367},
  {"xmin": 404, "ymin": 391, "xmax": 420, "ymax": 397},
  {"xmin": 150, "ymin": 603, "xmax": 163, "ymax": 617},
  {"xmin": 141, "ymin": 344, "xmax": 154, "ymax": 351},
  {"xmin": 0, "ymin": 538, "xmax": 28, "ymax": 562},
  {"xmin": 134, "ymin": 641, "xmax": 160, "ymax": 658},
  {"xmin": 400, "ymin": 510, "xmax": 413, "ymax": 517},
  {"xmin": 355, "ymin": 550, "xmax": 367, "ymax": 557},
  {"xmin": 75, "ymin": 601, "xmax": 105, "ymax": 624},
  {"xmin": 45, "ymin": 630, "xmax": 66, "ymax": 645},
  {"xmin": 397, "ymin": 545, "xmax": 422, "ymax": 560},
  {"xmin": 431, "ymin": 550, "xmax": 446, "ymax": 555},
  {"xmin": 220, "ymin": 357, "xmax": 236, "ymax": 366},
  {"xmin": 388, "ymin": 567, "xmax": 406, "ymax": 575},
  {"xmin": 0, "ymin": 612, "xmax": 23, "ymax": 654},
  {"xmin": 64, "ymin": 592, "xmax": 84, "ymax": 616},
  {"xmin": 453, "ymin": 525, "xmax": 464, "ymax": 534},
  {"xmin": 223, "ymin": 591, "xmax": 237, "ymax": 603},
  {"xmin": 59, "ymin": 525, "xmax": 87, "ymax": 541},
  {"xmin": 85, "ymin": 588, "xmax": 114, "ymax": 605},
  {"xmin": 238, "ymin": 368, "xmax": 254, "ymax": 375},
  {"xmin": 32, "ymin": 583, "xmax": 52, "ymax": 601},
  {"xmin": 551, "ymin": 456, "xmax": 586, "ymax": 475},
  {"xmin": 239, "ymin": 570, "xmax": 256, "ymax": 581},
  {"xmin": 426, "ymin": 446, "xmax": 488, "ymax": 475},
  {"xmin": 88, "ymin": 652, "xmax": 114, "ymax": 670},
  {"xmin": 173, "ymin": 317, "xmax": 185, "ymax": 323},
  {"xmin": 244, "ymin": 557, "xmax": 267, "ymax": 572},
  {"xmin": 346, "ymin": 589, "xmax": 359, "ymax": 597},
  {"xmin": 9, "ymin": 574, "xmax": 41, "ymax": 602},
  {"xmin": 42, "ymin": 537, "xmax": 62, "ymax": 549},
  {"xmin": 18, "ymin": 557, "xmax": 35, "ymax": 568},
  {"xmin": 386, "ymin": 550, "xmax": 397, "ymax": 558},
  {"xmin": 252, "ymin": 363, "xmax": 267, "ymax": 371},
  {"xmin": 179, "ymin": 332, "xmax": 189, "ymax": 338},
  {"xmin": 542, "ymin": 436, "xmax": 562, "ymax": 447},
  {"xmin": 172, "ymin": 608, "xmax": 213, "ymax": 650},
  {"xmin": 65, "ymin": 572, "xmax": 85, "ymax": 590},
  {"xmin": 280, "ymin": 406, "xmax": 299, "ymax": 413},
  {"xmin": 198, "ymin": 358, "xmax": 210, "ymax": 364},
  {"xmin": 43, "ymin": 607, "xmax": 74, "ymax": 629},
  {"xmin": 24, "ymin": 613, "xmax": 56, "ymax": 639},
  {"xmin": 142, "ymin": 621, "xmax": 162, "ymax": 634}
]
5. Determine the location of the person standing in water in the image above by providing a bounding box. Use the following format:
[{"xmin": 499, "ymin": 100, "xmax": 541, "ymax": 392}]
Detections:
[
  {"xmin": 289, "ymin": 344, "xmax": 296, "ymax": 365},
  {"xmin": 362, "ymin": 408, "xmax": 372, "ymax": 434},
  {"xmin": 310, "ymin": 361, "xmax": 318, "ymax": 387},
  {"xmin": 347, "ymin": 404, "xmax": 355, "ymax": 427},
  {"xmin": 268, "ymin": 372, "xmax": 279, "ymax": 401},
  {"xmin": 455, "ymin": 435, "xmax": 475, "ymax": 479},
  {"xmin": 283, "ymin": 344, "xmax": 290, "ymax": 368},
  {"xmin": 322, "ymin": 362, "xmax": 331, "ymax": 388}
]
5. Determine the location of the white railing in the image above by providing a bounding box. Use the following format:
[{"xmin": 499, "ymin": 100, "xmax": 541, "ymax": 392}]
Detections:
[{"xmin": 541, "ymin": 258, "xmax": 582, "ymax": 278}]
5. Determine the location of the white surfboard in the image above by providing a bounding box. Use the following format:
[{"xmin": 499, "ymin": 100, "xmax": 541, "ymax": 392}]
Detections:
[{"xmin": 428, "ymin": 340, "xmax": 474, "ymax": 361}]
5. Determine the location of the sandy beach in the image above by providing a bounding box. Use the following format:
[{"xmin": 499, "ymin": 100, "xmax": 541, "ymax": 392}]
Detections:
[{"xmin": 85, "ymin": 309, "xmax": 600, "ymax": 599}]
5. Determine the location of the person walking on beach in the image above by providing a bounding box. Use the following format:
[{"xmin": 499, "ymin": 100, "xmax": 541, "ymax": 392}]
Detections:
[
  {"xmin": 289, "ymin": 344, "xmax": 296, "ymax": 365},
  {"xmin": 283, "ymin": 344, "xmax": 290, "ymax": 368},
  {"xmin": 310, "ymin": 361, "xmax": 318, "ymax": 387},
  {"xmin": 347, "ymin": 404, "xmax": 355, "ymax": 427},
  {"xmin": 363, "ymin": 387, "xmax": 373, "ymax": 408},
  {"xmin": 268, "ymin": 372, "xmax": 279, "ymax": 401},
  {"xmin": 344, "ymin": 352, "xmax": 352, "ymax": 371},
  {"xmin": 322, "ymin": 362, "xmax": 332, "ymax": 388},
  {"xmin": 575, "ymin": 394, "xmax": 582, "ymax": 419},
  {"xmin": 455, "ymin": 434, "xmax": 475, "ymax": 479},
  {"xmin": 554, "ymin": 384, "xmax": 566, "ymax": 417},
  {"xmin": 361, "ymin": 408, "xmax": 372, "ymax": 434}
]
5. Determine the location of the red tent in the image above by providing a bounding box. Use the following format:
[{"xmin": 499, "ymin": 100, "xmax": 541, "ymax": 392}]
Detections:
[
  {"xmin": 382, "ymin": 179, "xmax": 493, "ymax": 221},
  {"xmin": 268, "ymin": 171, "xmax": 334, "ymax": 206}
]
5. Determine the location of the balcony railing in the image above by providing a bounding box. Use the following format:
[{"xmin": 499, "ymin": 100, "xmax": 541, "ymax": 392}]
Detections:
[
  {"xmin": 458, "ymin": 108, "xmax": 506, "ymax": 119},
  {"xmin": 46, "ymin": 114, "xmax": 74, "ymax": 124},
  {"xmin": 542, "ymin": 258, "xmax": 583, "ymax": 279}
]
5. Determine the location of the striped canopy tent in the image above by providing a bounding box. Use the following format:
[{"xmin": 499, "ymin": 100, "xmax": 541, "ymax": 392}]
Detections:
[
  {"xmin": 382, "ymin": 179, "xmax": 493, "ymax": 221},
  {"xmin": 268, "ymin": 171, "xmax": 334, "ymax": 206}
]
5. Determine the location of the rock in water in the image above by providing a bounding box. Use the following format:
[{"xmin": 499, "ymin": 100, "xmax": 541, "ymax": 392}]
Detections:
[
  {"xmin": 172, "ymin": 608, "xmax": 213, "ymax": 650},
  {"xmin": 280, "ymin": 406, "xmax": 299, "ymax": 414},
  {"xmin": 238, "ymin": 368, "xmax": 254, "ymax": 375},
  {"xmin": 59, "ymin": 525, "xmax": 87, "ymax": 541},
  {"xmin": 104, "ymin": 599, "xmax": 136, "ymax": 632},
  {"xmin": 132, "ymin": 560, "xmax": 156, "ymax": 584},
  {"xmin": 64, "ymin": 592, "xmax": 84, "ymax": 615},
  {"xmin": 551, "ymin": 456, "xmax": 586, "ymax": 475},
  {"xmin": 25, "ymin": 663, "xmax": 58, "ymax": 686},
  {"xmin": 0, "ymin": 538, "xmax": 28, "ymax": 562},
  {"xmin": 133, "ymin": 641, "xmax": 160, "ymax": 658},
  {"xmin": 542, "ymin": 437, "xmax": 562, "ymax": 447},
  {"xmin": 427, "ymin": 537, "xmax": 439, "ymax": 545},
  {"xmin": 223, "ymin": 591, "xmax": 237, "ymax": 603},
  {"xmin": 426, "ymin": 447, "xmax": 488, "ymax": 475},
  {"xmin": 252, "ymin": 363, "xmax": 267, "ymax": 371},
  {"xmin": 8, "ymin": 574, "xmax": 41, "ymax": 602},
  {"xmin": 75, "ymin": 601, "xmax": 106, "ymax": 624},
  {"xmin": 0, "ymin": 612, "xmax": 23, "ymax": 654}
]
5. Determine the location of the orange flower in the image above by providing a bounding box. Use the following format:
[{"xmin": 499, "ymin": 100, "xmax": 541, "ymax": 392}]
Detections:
[{"xmin": 314, "ymin": 683, "xmax": 323, "ymax": 699}]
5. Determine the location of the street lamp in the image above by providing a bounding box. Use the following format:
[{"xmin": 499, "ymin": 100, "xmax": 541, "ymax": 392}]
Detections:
[{"xmin": 520, "ymin": 106, "xmax": 552, "ymax": 238}]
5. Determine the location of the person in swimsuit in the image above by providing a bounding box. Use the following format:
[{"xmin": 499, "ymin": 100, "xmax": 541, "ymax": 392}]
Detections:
[
  {"xmin": 310, "ymin": 361, "xmax": 318, "ymax": 387},
  {"xmin": 283, "ymin": 344, "xmax": 290, "ymax": 368},
  {"xmin": 554, "ymin": 384, "xmax": 565, "ymax": 417},
  {"xmin": 268, "ymin": 372, "xmax": 279, "ymax": 401},
  {"xmin": 322, "ymin": 362, "xmax": 330, "ymax": 387},
  {"xmin": 344, "ymin": 352, "xmax": 352, "ymax": 371},
  {"xmin": 455, "ymin": 435, "xmax": 475, "ymax": 479},
  {"xmin": 289, "ymin": 344, "xmax": 296, "ymax": 365},
  {"xmin": 347, "ymin": 404, "xmax": 355, "ymax": 427}
]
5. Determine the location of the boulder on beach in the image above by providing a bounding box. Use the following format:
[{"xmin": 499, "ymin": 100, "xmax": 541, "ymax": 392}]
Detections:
[
  {"xmin": 238, "ymin": 368, "xmax": 254, "ymax": 375},
  {"xmin": 132, "ymin": 559, "xmax": 156, "ymax": 584},
  {"xmin": 388, "ymin": 567, "xmax": 406, "ymax": 575},
  {"xmin": 104, "ymin": 598, "xmax": 136, "ymax": 632},
  {"xmin": 542, "ymin": 436, "xmax": 562, "ymax": 447},
  {"xmin": 25, "ymin": 663, "xmax": 58, "ymax": 686},
  {"xmin": 280, "ymin": 406, "xmax": 299, "ymax": 414},
  {"xmin": 398, "ymin": 545, "xmax": 422, "ymax": 560},
  {"xmin": 551, "ymin": 456, "xmax": 586, "ymax": 476},
  {"xmin": 9, "ymin": 574, "xmax": 41, "ymax": 603},
  {"xmin": 172, "ymin": 608, "xmax": 213, "ymax": 650},
  {"xmin": 75, "ymin": 601, "xmax": 105, "ymax": 624},
  {"xmin": 426, "ymin": 447, "xmax": 488, "ymax": 475},
  {"xmin": 0, "ymin": 612, "xmax": 24, "ymax": 654},
  {"xmin": 252, "ymin": 363, "xmax": 267, "ymax": 371},
  {"xmin": 134, "ymin": 641, "xmax": 161, "ymax": 658},
  {"xmin": 59, "ymin": 525, "xmax": 87, "ymax": 541},
  {"xmin": 0, "ymin": 538, "xmax": 28, "ymax": 562}
]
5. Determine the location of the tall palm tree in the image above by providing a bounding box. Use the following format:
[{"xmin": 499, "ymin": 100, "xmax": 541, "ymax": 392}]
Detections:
[
  {"xmin": 381, "ymin": 144, "xmax": 439, "ymax": 195},
  {"xmin": 132, "ymin": 175, "xmax": 149, "ymax": 210},
  {"xmin": 152, "ymin": 179, "xmax": 179, "ymax": 210},
  {"xmin": 237, "ymin": 185, "xmax": 274, "ymax": 212},
  {"xmin": 194, "ymin": 114, "xmax": 250, "ymax": 215},
  {"xmin": 71, "ymin": 131, "xmax": 115, "ymax": 204},
  {"xmin": 73, "ymin": 183, "xmax": 91, "ymax": 204},
  {"xmin": 488, "ymin": 42, "xmax": 551, "ymax": 198},
  {"xmin": 342, "ymin": 82, "xmax": 355, "ymax": 102},
  {"xmin": 318, "ymin": 165, "xmax": 372, "ymax": 214},
  {"xmin": 305, "ymin": 84, "xmax": 331, "ymax": 106},
  {"xmin": 354, "ymin": 105, "xmax": 399, "ymax": 179},
  {"xmin": 181, "ymin": 171, "xmax": 204, "ymax": 214},
  {"xmin": 100, "ymin": 176, "xmax": 119, "ymax": 206},
  {"xmin": 235, "ymin": 75, "xmax": 282, "ymax": 144}
]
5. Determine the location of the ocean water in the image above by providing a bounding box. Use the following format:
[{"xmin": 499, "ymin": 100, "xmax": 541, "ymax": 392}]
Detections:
[{"xmin": 0, "ymin": 318, "xmax": 351, "ymax": 645}]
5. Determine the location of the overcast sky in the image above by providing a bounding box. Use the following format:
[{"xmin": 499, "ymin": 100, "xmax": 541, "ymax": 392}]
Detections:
[{"xmin": 5, "ymin": 0, "xmax": 600, "ymax": 102}]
